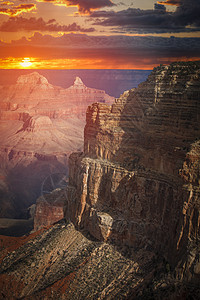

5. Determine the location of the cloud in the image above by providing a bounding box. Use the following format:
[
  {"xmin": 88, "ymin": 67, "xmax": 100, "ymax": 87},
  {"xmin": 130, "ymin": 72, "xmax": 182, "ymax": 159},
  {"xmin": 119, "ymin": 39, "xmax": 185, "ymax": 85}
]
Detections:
[
  {"xmin": 37, "ymin": 0, "xmax": 115, "ymax": 14},
  {"xmin": 1, "ymin": 33, "xmax": 200, "ymax": 66},
  {"xmin": 157, "ymin": 0, "xmax": 181, "ymax": 6},
  {"xmin": 1, "ymin": 1, "xmax": 14, "ymax": 5},
  {"xmin": 0, "ymin": 17, "xmax": 95, "ymax": 32},
  {"xmin": 154, "ymin": 3, "xmax": 166, "ymax": 11},
  {"xmin": 90, "ymin": 6, "xmax": 175, "ymax": 33},
  {"xmin": 175, "ymin": 0, "xmax": 200, "ymax": 27},
  {"xmin": 0, "ymin": 3, "xmax": 36, "ymax": 16},
  {"xmin": 90, "ymin": 0, "xmax": 200, "ymax": 33}
]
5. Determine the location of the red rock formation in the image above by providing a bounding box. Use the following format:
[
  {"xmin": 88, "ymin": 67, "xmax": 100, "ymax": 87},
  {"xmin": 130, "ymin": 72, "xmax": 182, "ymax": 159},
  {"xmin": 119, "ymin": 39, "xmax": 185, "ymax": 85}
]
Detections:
[
  {"xmin": 66, "ymin": 61, "xmax": 200, "ymax": 280},
  {"xmin": 0, "ymin": 72, "xmax": 114, "ymax": 217}
]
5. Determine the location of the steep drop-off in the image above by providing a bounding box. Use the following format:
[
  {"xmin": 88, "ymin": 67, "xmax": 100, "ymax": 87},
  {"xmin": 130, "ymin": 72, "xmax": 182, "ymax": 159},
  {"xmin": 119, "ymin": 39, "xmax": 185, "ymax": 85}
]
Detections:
[{"xmin": 66, "ymin": 61, "xmax": 200, "ymax": 281}]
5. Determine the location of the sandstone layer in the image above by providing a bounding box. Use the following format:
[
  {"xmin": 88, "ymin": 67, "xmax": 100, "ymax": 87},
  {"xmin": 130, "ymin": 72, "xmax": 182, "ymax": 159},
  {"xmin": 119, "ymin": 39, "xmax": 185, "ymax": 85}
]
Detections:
[
  {"xmin": 66, "ymin": 61, "xmax": 200, "ymax": 282},
  {"xmin": 0, "ymin": 116, "xmax": 83, "ymax": 218}
]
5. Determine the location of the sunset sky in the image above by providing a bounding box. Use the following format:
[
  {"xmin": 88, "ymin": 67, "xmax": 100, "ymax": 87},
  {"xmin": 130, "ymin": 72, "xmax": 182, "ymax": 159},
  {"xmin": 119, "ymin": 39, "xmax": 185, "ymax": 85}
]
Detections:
[{"xmin": 0, "ymin": 0, "xmax": 200, "ymax": 69}]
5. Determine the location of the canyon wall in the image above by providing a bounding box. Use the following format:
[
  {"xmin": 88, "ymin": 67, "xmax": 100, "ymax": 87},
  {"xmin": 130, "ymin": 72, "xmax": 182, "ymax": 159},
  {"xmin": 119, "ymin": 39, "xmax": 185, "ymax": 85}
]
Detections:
[
  {"xmin": 0, "ymin": 72, "xmax": 114, "ymax": 218},
  {"xmin": 66, "ymin": 61, "xmax": 200, "ymax": 280}
]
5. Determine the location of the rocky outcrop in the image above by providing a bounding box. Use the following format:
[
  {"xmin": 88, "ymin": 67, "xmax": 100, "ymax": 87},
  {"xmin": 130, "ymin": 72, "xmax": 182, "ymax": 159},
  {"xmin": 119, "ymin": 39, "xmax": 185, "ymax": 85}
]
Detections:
[
  {"xmin": 66, "ymin": 61, "xmax": 200, "ymax": 281},
  {"xmin": 64, "ymin": 76, "xmax": 114, "ymax": 105},
  {"xmin": 34, "ymin": 189, "xmax": 66, "ymax": 231}
]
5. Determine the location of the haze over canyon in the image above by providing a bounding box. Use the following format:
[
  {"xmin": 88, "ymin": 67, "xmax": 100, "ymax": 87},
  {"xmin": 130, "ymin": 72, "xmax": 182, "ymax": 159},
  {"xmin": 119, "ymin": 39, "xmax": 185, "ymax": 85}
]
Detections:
[{"xmin": 0, "ymin": 71, "xmax": 116, "ymax": 220}]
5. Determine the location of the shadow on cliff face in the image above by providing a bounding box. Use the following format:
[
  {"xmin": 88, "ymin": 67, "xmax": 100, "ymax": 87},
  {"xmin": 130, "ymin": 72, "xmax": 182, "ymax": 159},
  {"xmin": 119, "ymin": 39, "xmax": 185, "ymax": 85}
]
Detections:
[
  {"xmin": 103, "ymin": 62, "xmax": 200, "ymax": 278},
  {"xmin": 97, "ymin": 168, "xmax": 188, "ymax": 261},
  {"xmin": 6, "ymin": 158, "xmax": 68, "ymax": 219}
]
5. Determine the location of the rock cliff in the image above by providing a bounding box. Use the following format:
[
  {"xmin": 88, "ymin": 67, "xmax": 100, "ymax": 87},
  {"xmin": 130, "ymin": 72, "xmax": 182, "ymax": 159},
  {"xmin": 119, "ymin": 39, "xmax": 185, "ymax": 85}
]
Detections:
[{"xmin": 66, "ymin": 61, "xmax": 200, "ymax": 281}]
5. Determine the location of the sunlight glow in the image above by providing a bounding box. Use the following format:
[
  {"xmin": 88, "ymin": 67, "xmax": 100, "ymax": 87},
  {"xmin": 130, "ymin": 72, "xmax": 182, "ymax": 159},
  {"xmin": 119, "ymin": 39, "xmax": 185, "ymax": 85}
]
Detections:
[
  {"xmin": 0, "ymin": 56, "xmax": 199, "ymax": 70},
  {"xmin": 20, "ymin": 57, "xmax": 33, "ymax": 68}
]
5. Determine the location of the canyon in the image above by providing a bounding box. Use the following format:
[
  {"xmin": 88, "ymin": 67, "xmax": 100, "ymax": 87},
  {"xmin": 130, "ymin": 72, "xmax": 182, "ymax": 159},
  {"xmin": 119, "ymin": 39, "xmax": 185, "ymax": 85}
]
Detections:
[
  {"xmin": 0, "ymin": 73, "xmax": 114, "ymax": 219},
  {"xmin": 0, "ymin": 61, "xmax": 199, "ymax": 298}
]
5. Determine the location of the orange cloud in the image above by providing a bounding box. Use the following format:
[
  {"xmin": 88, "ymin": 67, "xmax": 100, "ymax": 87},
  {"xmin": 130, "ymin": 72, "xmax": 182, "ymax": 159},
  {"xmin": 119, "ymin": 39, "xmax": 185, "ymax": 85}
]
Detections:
[
  {"xmin": 0, "ymin": 3, "xmax": 36, "ymax": 16},
  {"xmin": 1, "ymin": 1, "xmax": 14, "ymax": 5},
  {"xmin": 157, "ymin": 0, "xmax": 181, "ymax": 5}
]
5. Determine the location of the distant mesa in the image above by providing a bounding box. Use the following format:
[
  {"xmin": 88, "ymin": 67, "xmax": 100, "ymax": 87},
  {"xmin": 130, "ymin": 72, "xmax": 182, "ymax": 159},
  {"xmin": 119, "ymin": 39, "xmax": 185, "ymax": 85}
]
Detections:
[{"xmin": 17, "ymin": 72, "xmax": 49, "ymax": 86}]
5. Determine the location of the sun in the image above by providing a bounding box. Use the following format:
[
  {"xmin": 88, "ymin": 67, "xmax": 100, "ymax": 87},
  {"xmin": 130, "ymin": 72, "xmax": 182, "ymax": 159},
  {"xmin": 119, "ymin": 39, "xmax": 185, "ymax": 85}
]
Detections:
[{"xmin": 20, "ymin": 57, "xmax": 33, "ymax": 68}]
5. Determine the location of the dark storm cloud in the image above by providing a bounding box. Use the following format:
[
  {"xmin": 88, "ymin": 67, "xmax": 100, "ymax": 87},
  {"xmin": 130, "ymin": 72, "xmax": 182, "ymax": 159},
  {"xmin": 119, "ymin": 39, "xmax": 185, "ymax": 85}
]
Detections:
[
  {"xmin": 37, "ymin": 0, "xmax": 115, "ymax": 14},
  {"xmin": 90, "ymin": 0, "xmax": 200, "ymax": 33},
  {"xmin": 175, "ymin": 0, "xmax": 200, "ymax": 27},
  {"xmin": 67, "ymin": 0, "xmax": 115, "ymax": 13},
  {"xmin": 154, "ymin": 3, "xmax": 166, "ymax": 11},
  {"xmin": 91, "ymin": 6, "xmax": 175, "ymax": 33},
  {"xmin": 0, "ymin": 17, "xmax": 95, "ymax": 32}
]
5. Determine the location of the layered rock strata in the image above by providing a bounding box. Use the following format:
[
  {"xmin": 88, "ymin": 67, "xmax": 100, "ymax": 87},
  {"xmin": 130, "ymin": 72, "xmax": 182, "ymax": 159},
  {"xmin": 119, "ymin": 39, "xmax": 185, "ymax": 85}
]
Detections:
[{"xmin": 66, "ymin": 61, "xmax": 200, "ymax": 281}]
